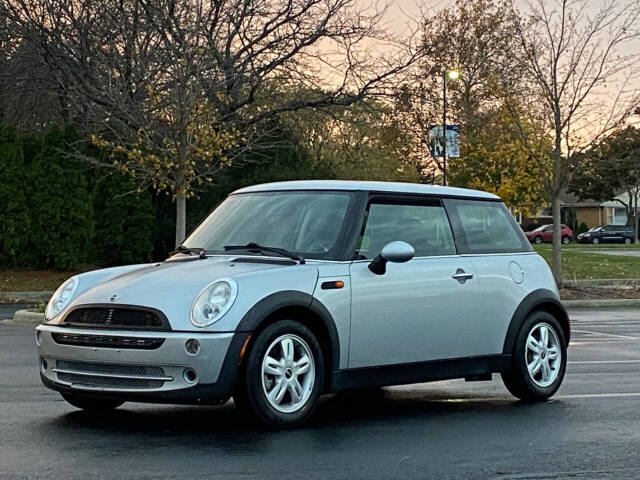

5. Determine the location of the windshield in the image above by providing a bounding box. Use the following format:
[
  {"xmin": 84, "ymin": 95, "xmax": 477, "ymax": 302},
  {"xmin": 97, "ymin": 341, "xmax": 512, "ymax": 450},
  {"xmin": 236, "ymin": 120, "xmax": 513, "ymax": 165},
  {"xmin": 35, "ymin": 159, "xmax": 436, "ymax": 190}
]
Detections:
[
  {"xmin": 588, "ymin": 227, "xmax": 603, "ymax": 232},
  {"xmin": 532, "ymin": 225, "xmax": 547, "ymax": 232},
  {"xmin": 183, "ymin": 191, "xmax": 354, "ymax": 260}
]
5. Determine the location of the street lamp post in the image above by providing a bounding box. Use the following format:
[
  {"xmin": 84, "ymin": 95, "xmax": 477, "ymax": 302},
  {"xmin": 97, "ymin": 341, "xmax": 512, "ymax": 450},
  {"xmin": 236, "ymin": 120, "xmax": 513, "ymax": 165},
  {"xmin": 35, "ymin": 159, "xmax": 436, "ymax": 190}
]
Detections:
[{"xmin": 442, "ymin": 69, "xmax": 459, "ymax": 186}]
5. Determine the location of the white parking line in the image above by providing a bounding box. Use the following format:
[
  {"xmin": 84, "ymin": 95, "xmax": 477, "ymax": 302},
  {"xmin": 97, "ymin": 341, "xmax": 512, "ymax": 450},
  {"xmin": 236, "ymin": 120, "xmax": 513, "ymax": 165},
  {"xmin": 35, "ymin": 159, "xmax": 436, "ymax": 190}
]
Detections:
[
  {"xmin": 557, "ymin": 392, "xmax": 640, "ymax": 399},
  {"xmin": 572, "ymin": 329, "xmax": 638, "ymax": 340},
  {"xmin": 570, "ymin": 360, "xmax": 640, "ymax": 364},
  {"xmin": 429, "ymin": 392, "xmax": 640, "ymax": 403}
]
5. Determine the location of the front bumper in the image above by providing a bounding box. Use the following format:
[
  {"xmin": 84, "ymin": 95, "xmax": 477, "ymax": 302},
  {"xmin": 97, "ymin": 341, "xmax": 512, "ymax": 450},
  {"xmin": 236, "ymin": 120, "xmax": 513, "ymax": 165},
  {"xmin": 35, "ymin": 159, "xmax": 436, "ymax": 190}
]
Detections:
[{"xmin": 36, "ymin": 324, "xmax": 247, "ymax": 404}]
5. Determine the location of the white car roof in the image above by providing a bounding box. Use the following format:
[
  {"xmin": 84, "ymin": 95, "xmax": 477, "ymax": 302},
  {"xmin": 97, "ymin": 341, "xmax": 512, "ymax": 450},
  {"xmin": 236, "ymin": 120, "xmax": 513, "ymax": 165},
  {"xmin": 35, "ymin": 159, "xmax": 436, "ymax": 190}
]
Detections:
[{"xmin": 233, "ymin": 180, "xmax": 500, "ymax": 200}]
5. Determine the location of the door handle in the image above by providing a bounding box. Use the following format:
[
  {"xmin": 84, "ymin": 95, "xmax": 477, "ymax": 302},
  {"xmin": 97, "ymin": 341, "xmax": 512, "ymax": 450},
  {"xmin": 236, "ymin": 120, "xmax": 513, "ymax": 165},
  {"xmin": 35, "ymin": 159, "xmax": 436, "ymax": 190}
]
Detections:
[{"xmin": 452, "ymin": 269, "xmax": 473, "ymax": 283}]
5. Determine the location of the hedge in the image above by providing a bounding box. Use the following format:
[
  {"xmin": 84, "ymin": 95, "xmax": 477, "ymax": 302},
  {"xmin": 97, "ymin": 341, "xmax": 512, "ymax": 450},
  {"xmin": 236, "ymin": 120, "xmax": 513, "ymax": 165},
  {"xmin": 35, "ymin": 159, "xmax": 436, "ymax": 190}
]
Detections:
[{"xmin": 0, "ymin": 125, "xmax": 155, "ymax": 269}]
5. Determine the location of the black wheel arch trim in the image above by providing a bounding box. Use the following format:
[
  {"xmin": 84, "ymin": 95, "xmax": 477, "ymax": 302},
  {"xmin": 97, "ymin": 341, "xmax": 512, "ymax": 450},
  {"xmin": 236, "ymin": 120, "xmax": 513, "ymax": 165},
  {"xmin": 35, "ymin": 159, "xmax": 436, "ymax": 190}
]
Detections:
[
  {"xmin": 502, "ymin": 289, "xmax": 570, "ymax": 354},
  {"xmin": 235, "ymin": 290, "xmax": 341, "ymax": 376}
]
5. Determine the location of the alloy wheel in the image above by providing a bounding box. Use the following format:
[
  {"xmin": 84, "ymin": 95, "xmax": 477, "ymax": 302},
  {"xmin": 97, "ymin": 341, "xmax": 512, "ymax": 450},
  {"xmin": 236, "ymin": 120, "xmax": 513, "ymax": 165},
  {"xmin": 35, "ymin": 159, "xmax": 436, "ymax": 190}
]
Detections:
[
  {"xmin": 261, "ymin": 334, "xmax": 315, "ymax": 413},
  {"xmin": 525, "ymin": 323, "xmax": 561, "ymax": 388}
]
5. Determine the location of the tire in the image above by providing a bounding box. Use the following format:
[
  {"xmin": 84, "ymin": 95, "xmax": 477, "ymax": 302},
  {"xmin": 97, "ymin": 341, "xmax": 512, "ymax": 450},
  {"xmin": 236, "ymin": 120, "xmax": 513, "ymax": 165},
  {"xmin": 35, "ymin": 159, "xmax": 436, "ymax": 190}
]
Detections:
[
  {"xmin": 534, "ymin": 236, "xmax": 543, "ymax": 244},
  {"xmin": 61, "ymin": 393, "xmax": 124, "ymax": 412},
  {"xmin": 592, "ymin": 237, "xmax": 600, "ymax": 244},
  {"xmin": 624, "ymin": 237, "xmax": 632, "ymax": 245},
  {"xmin": 562, "ymin": 236, "xmax": 570, "ymax": 245},
  {"xmin": 233, "ymin": 320, "xmax": 324, "ymax": 427},
  {"xmin": 501, "ymin": 311, "xmax": 567, "ymax": 401}
]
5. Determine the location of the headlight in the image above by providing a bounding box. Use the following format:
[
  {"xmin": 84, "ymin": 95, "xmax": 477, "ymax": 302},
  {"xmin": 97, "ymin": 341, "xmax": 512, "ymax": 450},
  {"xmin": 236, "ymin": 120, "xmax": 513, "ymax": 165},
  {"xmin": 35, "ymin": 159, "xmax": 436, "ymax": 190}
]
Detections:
[
  {"xmin": 45, "ymin": 277, "xmax": 79, "ymax": 320},
  {"xmin": 190, "ymin": 279, "xmax": 237, "ymax": 327}
]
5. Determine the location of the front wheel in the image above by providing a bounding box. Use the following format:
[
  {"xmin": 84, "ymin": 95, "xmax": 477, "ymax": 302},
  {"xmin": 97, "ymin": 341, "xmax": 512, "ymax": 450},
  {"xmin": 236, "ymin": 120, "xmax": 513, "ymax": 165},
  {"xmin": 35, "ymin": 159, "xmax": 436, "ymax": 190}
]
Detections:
[
  {"xmin": 61, "ymin": 393, "xmax": 124, "ymax": 412},
  {"xmin": 501, "ymin": 311, "xmax": 567, "ymax": 401},
  {"xmin": 534, "ymin": 236, "xmax": 543, "ymax": 244},
  {"xmin": 592, "ymin": 237, "xmax": 600, "ymax": 244},
  {"xmin": 233, "ymin": 320, "xmax": 324, "ymax": 427}
]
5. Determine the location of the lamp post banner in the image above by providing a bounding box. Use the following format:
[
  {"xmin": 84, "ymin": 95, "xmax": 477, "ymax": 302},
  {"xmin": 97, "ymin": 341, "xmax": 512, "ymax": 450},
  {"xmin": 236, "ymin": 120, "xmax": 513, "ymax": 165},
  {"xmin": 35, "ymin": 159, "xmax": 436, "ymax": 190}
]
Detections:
[{"xmin": 429, "ymin": 124, "xmax": 460, "ymax": 158}]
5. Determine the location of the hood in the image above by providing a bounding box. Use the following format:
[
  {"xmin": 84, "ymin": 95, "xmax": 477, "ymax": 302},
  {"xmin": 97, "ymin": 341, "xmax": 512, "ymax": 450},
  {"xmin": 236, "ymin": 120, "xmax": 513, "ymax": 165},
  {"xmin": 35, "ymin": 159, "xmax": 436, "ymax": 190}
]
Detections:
[
  {"xmin": 56, "ymin": 255, "xmax": 319, "ymax": 331},
  {"xmin": 74, "ymin": 256, "xmax": 295, "ymax": 306}
]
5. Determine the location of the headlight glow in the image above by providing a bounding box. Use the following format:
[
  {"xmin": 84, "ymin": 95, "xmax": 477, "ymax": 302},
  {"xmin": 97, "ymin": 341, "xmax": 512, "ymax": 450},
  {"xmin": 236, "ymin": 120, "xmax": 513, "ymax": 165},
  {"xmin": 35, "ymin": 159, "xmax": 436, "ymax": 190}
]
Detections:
[
  {"xmin": 45, "ymin": 277, "xmax": 79, "ymax": 320},
  {"xmin": 190, "ymin": 279, "xmax": 237, "ymax": 327}
]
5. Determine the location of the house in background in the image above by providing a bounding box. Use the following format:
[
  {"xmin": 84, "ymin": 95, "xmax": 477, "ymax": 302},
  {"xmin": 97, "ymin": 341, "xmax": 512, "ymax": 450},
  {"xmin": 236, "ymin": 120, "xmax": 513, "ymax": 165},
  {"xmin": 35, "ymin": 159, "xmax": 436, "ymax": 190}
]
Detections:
[{"xmin": 524, "ymin": 190, "xmax": 628, "ymax": 230}]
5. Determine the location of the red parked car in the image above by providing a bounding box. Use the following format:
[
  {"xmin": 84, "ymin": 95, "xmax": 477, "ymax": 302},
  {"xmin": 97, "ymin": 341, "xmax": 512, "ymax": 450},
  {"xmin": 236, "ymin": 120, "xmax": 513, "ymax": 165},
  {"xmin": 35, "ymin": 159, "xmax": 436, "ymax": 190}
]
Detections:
[{"xmin": 525, "ymin": 224, "xmax": 573, "ymax": 244}]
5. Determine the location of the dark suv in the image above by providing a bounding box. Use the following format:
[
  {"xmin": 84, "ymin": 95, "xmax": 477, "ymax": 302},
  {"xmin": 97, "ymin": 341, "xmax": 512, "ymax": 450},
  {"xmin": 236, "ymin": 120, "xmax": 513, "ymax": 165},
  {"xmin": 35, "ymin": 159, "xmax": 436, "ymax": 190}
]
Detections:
[{"xmin": 577, "ymin": 225, "xmax": 635, "ymax": 244}]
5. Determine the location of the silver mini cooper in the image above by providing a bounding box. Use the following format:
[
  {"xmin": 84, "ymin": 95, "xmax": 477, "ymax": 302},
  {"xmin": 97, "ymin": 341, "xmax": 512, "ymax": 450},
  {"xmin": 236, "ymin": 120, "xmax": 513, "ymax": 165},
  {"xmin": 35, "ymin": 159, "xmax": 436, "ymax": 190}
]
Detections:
[{"xmin": 37, "ymin": 180, "xmax": 569, "ymax": 426}]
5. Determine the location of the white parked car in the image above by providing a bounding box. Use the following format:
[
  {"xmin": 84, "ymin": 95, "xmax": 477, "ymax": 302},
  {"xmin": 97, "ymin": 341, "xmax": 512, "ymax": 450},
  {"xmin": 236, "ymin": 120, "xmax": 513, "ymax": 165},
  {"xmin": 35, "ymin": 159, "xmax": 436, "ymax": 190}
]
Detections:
[{"xmin": 37, "ymin": 181, "xmax": 569, "ymax": 426}]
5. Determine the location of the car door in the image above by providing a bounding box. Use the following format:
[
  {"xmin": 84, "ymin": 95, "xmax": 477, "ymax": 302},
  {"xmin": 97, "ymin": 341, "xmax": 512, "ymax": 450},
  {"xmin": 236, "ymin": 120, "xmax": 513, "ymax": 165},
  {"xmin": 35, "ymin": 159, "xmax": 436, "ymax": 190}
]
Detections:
[
  {"xmin": 602, "ymin": 226, "xmax": 617, "ymax": 243},
  {"xmin": 348, "ymin": 195, "xmax": 480, "ymax": 368},
  {"xmin": 543, "ymin": 225, "xmax": 553, "ymax": 242},
  {"xmin": 442, "ymin": 198, "xmax": 535, "ymax": 356}
]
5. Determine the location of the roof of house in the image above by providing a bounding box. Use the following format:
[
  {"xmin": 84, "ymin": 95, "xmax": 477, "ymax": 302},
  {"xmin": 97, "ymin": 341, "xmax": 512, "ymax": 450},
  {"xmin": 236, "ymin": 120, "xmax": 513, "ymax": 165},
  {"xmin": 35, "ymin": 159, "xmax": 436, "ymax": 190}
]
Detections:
[
  {"xmin": 558, "ymin": 189, "xmax": 602, "ymax": 207},
  {"xmin": 233, "ymin": 180, "xmax": 500, "ymax": 199}
]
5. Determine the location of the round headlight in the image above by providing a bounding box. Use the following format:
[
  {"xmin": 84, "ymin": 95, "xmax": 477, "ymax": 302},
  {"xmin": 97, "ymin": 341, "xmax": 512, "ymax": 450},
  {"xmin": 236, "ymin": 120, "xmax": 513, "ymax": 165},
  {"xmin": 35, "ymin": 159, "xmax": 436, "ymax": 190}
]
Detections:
[
  {"xmin": 190, "ymin": 279, "xmax": 237, "ymax": 327},
  {"xmin": 45, "ymin": 277, "xmax": 79, "ymax": 320}
]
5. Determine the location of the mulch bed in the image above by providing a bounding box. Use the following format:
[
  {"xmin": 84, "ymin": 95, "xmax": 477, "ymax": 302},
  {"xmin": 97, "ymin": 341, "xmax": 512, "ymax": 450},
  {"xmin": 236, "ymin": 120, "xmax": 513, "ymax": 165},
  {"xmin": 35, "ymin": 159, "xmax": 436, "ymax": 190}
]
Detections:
[{"xmin": 559, "ymin": 285, "xmax": 640, "ymax": 300}]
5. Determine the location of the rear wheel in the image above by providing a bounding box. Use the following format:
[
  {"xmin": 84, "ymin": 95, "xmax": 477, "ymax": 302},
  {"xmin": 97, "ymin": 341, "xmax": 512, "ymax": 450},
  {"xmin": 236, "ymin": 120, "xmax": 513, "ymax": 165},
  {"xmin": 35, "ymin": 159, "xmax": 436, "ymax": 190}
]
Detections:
[
  {"xmin": 233, "ymin": 320, "xmax": 324, "ymax": 427},
  {"xmin": 624, "ymin": 237, "xmax": 632, "ymax": 245},
  {"xmin": 61, "ymin": 393, "xmax": 124, "ymax": 412},
  {"xmin": 562, "ymin": 236, "xmax": 571, "ymax": 245},
  {"xmin": 501, "ymin": 311, "xmax": 567, "ymax": 401}
]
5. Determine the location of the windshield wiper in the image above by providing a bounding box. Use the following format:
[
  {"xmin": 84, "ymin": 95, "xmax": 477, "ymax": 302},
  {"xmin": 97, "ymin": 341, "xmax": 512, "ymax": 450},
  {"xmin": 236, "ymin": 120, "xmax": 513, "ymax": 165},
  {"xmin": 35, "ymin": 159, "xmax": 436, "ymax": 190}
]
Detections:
[
  {"xmin": 168, "ymin": 245, "xmax": 207, "ymax": 259},
  {"xmin": 223, "ymin": 242, "xmax": 305, "ymax": 264}
]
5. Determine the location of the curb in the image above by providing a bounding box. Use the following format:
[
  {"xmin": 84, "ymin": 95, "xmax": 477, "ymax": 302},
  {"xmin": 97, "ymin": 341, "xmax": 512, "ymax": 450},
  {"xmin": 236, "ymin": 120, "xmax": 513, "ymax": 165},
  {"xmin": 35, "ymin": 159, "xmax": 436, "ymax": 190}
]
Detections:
[
  {"xmin": 11, "ymin": 309, "xmax": 44, "ymax": 324},
  {"xmin": 0, "ymin": 291, "xmax": 52, "ymax": 303},
  {"xmin": 562, "ymin": 299, "xmax": 640, "ymax": 308},
  {"xmin": 563, "ymin": 279, "xmax": 640, "ymax": 287}
]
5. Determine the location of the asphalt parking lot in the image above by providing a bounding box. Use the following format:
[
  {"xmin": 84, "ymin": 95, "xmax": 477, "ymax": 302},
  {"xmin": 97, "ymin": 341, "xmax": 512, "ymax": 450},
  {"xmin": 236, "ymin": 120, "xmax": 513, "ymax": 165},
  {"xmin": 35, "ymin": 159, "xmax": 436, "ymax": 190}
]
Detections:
[{"xmin": 2, "ymin": 308, "xmax": 640, "ymax": 480}]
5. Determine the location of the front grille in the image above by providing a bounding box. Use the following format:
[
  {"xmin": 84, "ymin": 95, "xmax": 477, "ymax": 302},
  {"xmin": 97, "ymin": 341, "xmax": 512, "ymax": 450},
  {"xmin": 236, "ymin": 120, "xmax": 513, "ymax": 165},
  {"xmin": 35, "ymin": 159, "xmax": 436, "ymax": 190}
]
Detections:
[
  {"xmin": 52, "ymin": 332, "xmax": 165, "ymax": 350},
  {"xmin": 61, "ymin": 306, "xmax": 170, "ymax": 331},
  {"xmin": 56, "ymin": 372, "xmax": 164, "ymax": 389},
  {"xmin": 54, "ymin": 360, "xmax": 171, "ymax": 390}
]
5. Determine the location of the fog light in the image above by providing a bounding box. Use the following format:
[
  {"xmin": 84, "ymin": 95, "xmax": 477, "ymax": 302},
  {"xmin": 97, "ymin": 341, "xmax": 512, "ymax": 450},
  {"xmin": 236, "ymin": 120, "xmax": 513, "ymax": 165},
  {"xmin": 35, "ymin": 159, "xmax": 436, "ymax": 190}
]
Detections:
[
  {"xmin": 40, "ymin": 358, "xmax": 48, "ymax": 373},
  {"xmin": 185, "ymin": 338, "xmax": 200, "ymax": 355},
  {"xmin": 35, "ymin": 330, "xmax": 42, "ymax": 346},
  {"xmin": 183, "ymin": 368, "xmax": 198, "ymax": 384}
]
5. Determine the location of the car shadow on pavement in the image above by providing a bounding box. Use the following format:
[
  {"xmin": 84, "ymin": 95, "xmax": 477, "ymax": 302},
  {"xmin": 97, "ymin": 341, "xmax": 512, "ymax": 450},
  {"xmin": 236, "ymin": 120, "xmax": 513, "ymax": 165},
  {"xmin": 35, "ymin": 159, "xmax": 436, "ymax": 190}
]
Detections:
[{"xmin": 43, "ymin": 386, "xmax": 561, "ymax": 438}]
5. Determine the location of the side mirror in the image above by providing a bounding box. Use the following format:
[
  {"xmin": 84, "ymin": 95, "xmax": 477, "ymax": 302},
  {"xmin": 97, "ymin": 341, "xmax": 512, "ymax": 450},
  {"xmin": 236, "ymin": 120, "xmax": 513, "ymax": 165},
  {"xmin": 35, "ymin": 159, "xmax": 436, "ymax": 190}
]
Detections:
[{"xmin": 368, "ymin": 241, "xmax": 415, "ymax": 275}]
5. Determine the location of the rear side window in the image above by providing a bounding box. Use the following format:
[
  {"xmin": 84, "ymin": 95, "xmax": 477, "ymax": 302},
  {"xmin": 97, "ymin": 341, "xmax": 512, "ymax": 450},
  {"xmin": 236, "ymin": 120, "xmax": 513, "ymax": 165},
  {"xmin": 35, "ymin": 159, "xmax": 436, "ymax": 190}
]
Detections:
[
  {"xmin": 357, "ymin": 199, "xmax": 456, "ymax": 258},
  {"xmin": 444, "ymin": 199, "xmax": 532, "ymax": 254}
]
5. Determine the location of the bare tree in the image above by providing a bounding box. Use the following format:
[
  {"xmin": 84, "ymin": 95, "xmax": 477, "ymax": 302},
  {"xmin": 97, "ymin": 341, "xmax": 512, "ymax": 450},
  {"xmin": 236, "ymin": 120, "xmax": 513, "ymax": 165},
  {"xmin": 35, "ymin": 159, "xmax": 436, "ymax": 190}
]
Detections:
[
  {"xmin": 5, "ymin": 0, "xmax": 422, "ymax": 245},
  {"xmin": 505, "ymin": 0, "xmax": 640, "ymax": 286}
]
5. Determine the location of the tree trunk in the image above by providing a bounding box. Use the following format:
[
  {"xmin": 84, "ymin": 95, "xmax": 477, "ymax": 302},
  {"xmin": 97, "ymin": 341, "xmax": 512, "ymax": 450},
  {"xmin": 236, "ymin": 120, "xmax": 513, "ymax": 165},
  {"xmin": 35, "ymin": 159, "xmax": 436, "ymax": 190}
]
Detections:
[
  {"xmin": 175, "ymin": 195, "xmax": 186, "ymax": 247},
  {"xmin": 635, "ymin": 213, "xmax": 639, "ymax": 244},
  {"xmin": 551, "ymin": 194, "xmax": 563, "ymax": 288}
]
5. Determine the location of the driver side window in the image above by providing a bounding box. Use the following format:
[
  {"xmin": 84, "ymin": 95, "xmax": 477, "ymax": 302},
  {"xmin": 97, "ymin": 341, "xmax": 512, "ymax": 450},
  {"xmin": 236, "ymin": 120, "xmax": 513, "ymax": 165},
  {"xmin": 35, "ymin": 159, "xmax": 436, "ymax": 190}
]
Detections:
[{"xmin": 357, "ymin": 200, "xmax": 456, "ymax": 258}]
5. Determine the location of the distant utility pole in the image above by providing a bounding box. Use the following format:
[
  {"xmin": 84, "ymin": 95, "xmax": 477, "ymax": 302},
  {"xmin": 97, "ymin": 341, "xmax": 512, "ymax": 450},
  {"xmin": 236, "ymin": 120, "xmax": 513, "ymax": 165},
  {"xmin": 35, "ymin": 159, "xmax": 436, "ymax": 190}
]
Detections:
[
  {"xmin": 442, "ymin": 70, "xmax": 447, "ymax": 186},
  {"xmin": 442, "ymin": 69, "xmax": 459, "ymax": 186}
]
